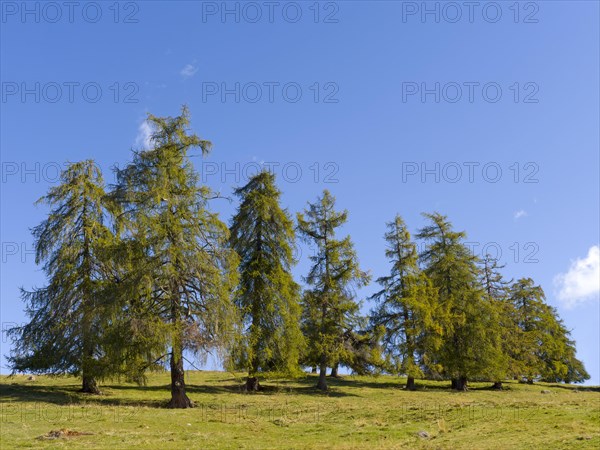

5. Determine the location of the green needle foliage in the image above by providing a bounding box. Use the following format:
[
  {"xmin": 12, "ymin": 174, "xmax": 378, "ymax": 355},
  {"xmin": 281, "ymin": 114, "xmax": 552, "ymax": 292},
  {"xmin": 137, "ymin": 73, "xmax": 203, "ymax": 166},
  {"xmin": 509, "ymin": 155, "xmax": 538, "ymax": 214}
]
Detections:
[
  {"xmin": 478, "ymin": 255, "xmax": 516, "ymax": 389},
  {"xmin": 508, "ymin": 278, "xmax": 589, "ymax": 384},
  {"xmin": 370, "ymin": 215, "xmax": 439, "ymax": 390},
  {"xmin": 332, "ymin": 314, "xmax": 384, "ymax": 377},
  {"xmin": 297, "ymin": 190, "xmax": 370, "ymax": 390},
  {"xmin": 112, "ymin": 106, "xmax": 238, "ymax": 408},
  {"xmin": 417, "ymin": 212, "xmax": 506, "ymax": 390},
  {"xmin": 228, "ymin": 170, "xmax": 305, "ymax": 390},
  {"xmin": 8, "ymin": 160, "xmax": 115, "ymax": 393}
]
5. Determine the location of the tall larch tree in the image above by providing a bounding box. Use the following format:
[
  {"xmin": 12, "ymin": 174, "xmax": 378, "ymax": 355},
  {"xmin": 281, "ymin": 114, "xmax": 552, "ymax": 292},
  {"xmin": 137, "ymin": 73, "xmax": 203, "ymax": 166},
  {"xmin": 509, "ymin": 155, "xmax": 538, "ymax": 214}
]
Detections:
[
  {"xmin": 417, "ymin": 212, "xmax": 506, "ymax": 390},
  {"xmin": 8, "ymin": 160, "xmax": 114, "ymax": 394},
  {"xmin": 297, "ymin": 190, "xmax": 370, "ymax": 390},
  {"xmin": 112, "ymin": 107, "xmax": 238, "ymax": 408},
  {"xmin": 370, "ymin": 215, "xmax": 439, "ymax": 390},
  {"xmin": 228, "ymin": 170, "xmax": 304, "ymax": 391},
  {"xmin": 508, "ymin": 278, "xmax": 589, "ymax": 384},
  {"xmin": 479, "ymin": 255, "xmax": 518, "ymax": 389}
]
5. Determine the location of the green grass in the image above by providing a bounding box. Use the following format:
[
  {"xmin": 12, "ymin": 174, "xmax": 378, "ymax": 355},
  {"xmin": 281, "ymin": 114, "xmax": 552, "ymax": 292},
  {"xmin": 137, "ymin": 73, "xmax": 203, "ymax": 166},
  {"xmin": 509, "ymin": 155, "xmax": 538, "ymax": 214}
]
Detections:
[{"xmin": 1, "ymin": 371, "xmax": 599, "ymax": 449}]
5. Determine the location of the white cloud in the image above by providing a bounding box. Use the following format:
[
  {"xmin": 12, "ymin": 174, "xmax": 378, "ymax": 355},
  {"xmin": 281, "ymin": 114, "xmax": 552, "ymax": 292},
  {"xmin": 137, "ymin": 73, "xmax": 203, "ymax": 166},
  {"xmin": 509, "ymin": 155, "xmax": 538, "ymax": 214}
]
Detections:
[
  {"xmin": 180, "ymin": 63, "xmax": 198, "ymax": 79},
  {"xmin": 554, "ymin": 245, "xmax": 600, "ymax": 308},
  {"xmin": 514, "ymin": 209, "xmax": 528, "ymax": 219},
  {"xmin": 135, "ymin": 120, "xmax": 154, "ymax": 150}
]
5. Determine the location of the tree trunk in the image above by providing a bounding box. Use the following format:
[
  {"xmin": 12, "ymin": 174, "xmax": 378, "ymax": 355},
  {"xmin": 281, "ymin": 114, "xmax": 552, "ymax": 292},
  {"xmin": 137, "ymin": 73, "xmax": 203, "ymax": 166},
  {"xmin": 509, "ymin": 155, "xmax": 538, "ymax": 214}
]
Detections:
[
  {"xmin": 316, "ymin": 363, "xmax": 328, "ymax": 391},
  {"xmin": 80, "ymin": 215, "xmax": 99, "ymax": 395},
  {"xmin": 246, "ymin": 377, "xmax": 261, "ymax": 392},
  {"xmin": 311, "ymin": 366, "xmax": 317, "ymax": 373},
  {"xmin": 455, "ymin": 376, "xmax": 468, "ymax": 391},
  {"xmin": 527, "ymin": 378, "xmax": 534, "ymax": 384},
  {"xmin": 403, "ymin": 306, "xmax": 417, "ymax": 392},
  {"xmin": 491, "ymin": 381, "xmax": 503, "ymax": 390},
  {"xmin": 451, "ymin": 378, "xmax": 457, "ymax": 389},
  {"xmin": 246, "ymin": 353, "xmax": 262, "ymax": 392},
  {"xmin": 81, "ymin": 375, "xmax": 100, "ymax": 394},
  {"xmin": 329, "ymin": 363, "xmax": 339, "ymax": 378},
  {"xmin": 167, "ymin": 349, "xmax": 193, "ymax": 408}
]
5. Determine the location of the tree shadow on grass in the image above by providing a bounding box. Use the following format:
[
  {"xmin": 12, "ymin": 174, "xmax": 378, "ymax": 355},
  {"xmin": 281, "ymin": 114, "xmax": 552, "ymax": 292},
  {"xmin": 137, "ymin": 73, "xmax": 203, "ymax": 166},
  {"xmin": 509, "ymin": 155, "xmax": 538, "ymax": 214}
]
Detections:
[
  {"xmin": 531, "ymin": 383, "xmax": 600, "ymax": 393},
  {"xmin": 328, "ymin": 376, "xmax": 450, "ymax": 392},
  {"xmin": 10, "ymin": 374, "xmax": 580, "ymax": 409},
  {"xmin": 0, "ymin": 375, "xmax": 357, "ymax": 409},
  {"xmin": 1, "ymin": 382, "xmax": 81, "ymax": 405},
  {"xmin": 0, "ymin": 381, "xmax": 166, "ymax": 408},
  {"xmin": 460, "ymin": 380, "xmax": 600, "ymax": 393},
  {"xmin": 192, "ymin": 375, "xmax": 359, "ymax": 398}
]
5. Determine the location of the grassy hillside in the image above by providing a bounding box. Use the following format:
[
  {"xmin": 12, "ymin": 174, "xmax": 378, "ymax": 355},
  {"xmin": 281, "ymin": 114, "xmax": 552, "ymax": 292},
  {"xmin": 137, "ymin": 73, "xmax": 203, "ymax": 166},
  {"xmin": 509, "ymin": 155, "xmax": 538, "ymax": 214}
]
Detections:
[{"xmin": 1, "ymin": 371, "xmax": 598, "ymax": 449}]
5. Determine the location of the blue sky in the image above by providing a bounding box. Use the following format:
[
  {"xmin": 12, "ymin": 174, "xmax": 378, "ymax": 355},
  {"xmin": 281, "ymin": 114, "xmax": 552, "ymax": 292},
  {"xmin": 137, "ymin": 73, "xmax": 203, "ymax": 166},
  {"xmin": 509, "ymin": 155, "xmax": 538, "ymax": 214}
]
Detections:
[{"xmin": 1, "ymin": 1, "xmax": 599, "ymax": 383}]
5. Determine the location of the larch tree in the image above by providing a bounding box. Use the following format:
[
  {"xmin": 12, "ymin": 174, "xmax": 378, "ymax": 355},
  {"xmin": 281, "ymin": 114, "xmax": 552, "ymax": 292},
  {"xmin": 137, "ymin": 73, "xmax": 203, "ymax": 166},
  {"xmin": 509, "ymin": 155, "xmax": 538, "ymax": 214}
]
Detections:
[
  {"xmin": 417, "ymin": 212, "xmax": 506, "ymax": 391},
  {"xmin": 508, "ymin": 278, "xmax": 589, "ymax": 384},
  {"xmin": 228, "ymin": 170, "xmax": 304, "ymax": 391},
  {"xmin": 112, "ymin": 107, "xmax": 238, "ymax": 408},
  {"xmin": 8, "ymin": 160, "xmax": 115, "ymax": 394},
  {"xmin": 478, "ymin": 255, "xmax": 515, "ymax": 389},
  {"xmin": 297, "ymin": 190, "xmax": 370, "ymax": 390},
  {"xmin": 370, "ymin": 215, "xmax": 439, "ymax": 390}
]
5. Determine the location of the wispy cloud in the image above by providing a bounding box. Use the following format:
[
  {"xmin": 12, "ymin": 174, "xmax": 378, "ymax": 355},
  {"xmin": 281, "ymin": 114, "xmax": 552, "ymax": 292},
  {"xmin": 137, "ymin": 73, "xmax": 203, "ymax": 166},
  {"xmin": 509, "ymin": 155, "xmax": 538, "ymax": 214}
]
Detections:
[
  {"xmin": 143, "ymin": 81, "xmax": 167, "ymax": 89},
  {"xmin": 514, "ymin": 209, "xmax": 528, "ymax": 220},
  {"xmin": 554, "ymin": 245, "xmax": 600, "ymax": 309},
  {"xmin": 180, "ymin": 63, "xmax": 198, "ymax": 79},
  {"xmin": 135, "ymin": 120, "xmax": 154, "ymax": 150}
]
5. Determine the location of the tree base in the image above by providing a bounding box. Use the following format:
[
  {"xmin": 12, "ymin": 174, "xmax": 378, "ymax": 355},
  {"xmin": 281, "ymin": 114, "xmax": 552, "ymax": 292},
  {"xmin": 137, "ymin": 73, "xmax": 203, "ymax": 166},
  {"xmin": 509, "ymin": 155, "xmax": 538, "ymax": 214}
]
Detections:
[
  {"xmin": 245, "ymin": 377, "xmax": 262, "ymax": 392},
  {"xmin": 491, "ymin": 381, "xmax": 503, "ymax": 390},
  {"xmin": 454, "ymin": 377, "xmax": 468, "ymax": 391},
  {"xmin": 316, "ymin": 379, "xmax": 328, "ymax": 391},
  {"xmin": 317, "ymin": 364, "xmax": 328, "ymax": 391},
  {"xmin": 79, "ymin": 387, "xmax": 102, "ymax": 394},
  {"xmin": 168, "ymin": 349, "xmax": 192, "ymax": 408},
  {"xmin": 406, "ymin": 377, "xmax": 416, "ymax": 391},
  {"xmin": 80, "ymin": 377, "xmax": 101, "ymax": 395},
  {"xmin": 167, "ymin": 394, "xmax": 194, "ymax": 409}
]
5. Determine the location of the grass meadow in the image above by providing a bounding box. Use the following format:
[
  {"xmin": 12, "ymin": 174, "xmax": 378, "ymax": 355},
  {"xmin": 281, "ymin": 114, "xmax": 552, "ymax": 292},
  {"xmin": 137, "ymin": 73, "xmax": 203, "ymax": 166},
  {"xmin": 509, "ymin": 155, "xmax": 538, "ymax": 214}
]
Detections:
[{"xmin": 1, "ymin": 371, "xmax": 599, "ymax": 449}]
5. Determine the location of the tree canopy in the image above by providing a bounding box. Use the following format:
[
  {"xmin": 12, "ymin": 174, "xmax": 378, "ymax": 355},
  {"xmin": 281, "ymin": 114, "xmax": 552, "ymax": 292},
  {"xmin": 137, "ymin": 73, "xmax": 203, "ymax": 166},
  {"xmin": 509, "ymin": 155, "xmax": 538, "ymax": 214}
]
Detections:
[{"xmin": 9, "ymin": 108, "xmax": 589, "ymax": 404}]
